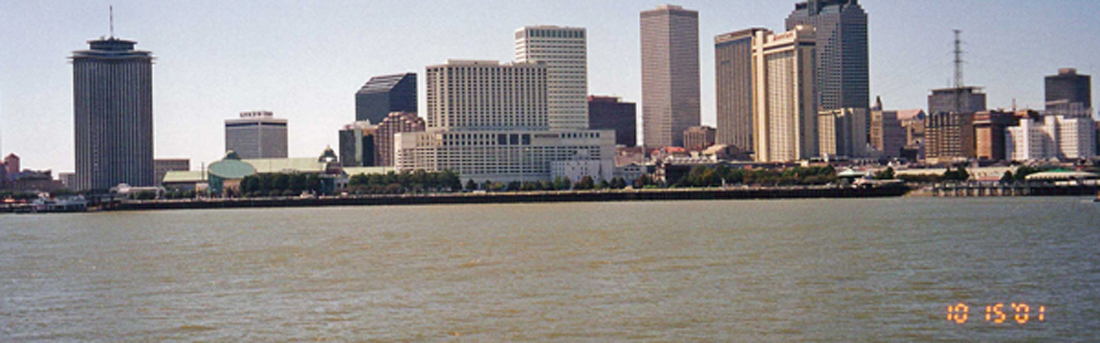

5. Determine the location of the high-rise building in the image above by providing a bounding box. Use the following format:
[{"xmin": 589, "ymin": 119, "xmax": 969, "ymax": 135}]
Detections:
[
  {"xmin": 818, "ymin": 108, "xmax": 868, "ymax": 158},
  {"xmin": 72, "ymin": 37, "xmax": 154, "ymax": 191},
  {"xmin": 1045, "ymin": 68, "xmax": 1091, "ymax": 111},
  {"xmin": 1006, "ymin": 114, "xmax": 1095, "ymax": 161},
  {"xmin": 375, "ymin": 112, "xmax": 425, "ymax": 167},
  {"xmin": 3, "ymin": 153, "xmax": 18, "ymax": 179},
  {"xmin": 338, "ymin": 121, "xmax": 378, "ymax": 167},
  {"xmin": 154, "ymin": 159, "xmax": 190, "ymax": 186},
  {"xmin": 924, "ymin": 112, "xmax": 975, "ymax": 163},
  {"xmin": 225, "ymin": 111, "xmax": 288, "ymax": 159},
  {"xmin": 356, "ymin": 73, "xmax": 417, "ymax": 124},
  {"xmin": 752, "ymin": 27, "xmax": 818, "ymax": 162},
  {"xmin": 683, "ymin": 126, "xmax": 717, "ymax": 151},
  {"xmin": 515, "ymin": 26, "xmax": 589, "ymax": 130},
  {"xmin": 587, "ymin": 96, "xmax": 637, "ymax": 147},
  {"xmin": 928, "ymin": 87, "xmax": 987, "ymax": 115},
  {"xmin": 425, "ymin": 60, "xmax": 549, "ymax": 130},
  {"xmin": 396, "ymin": 60, "xmax": 614, "ymax": 183},
  {"xmin": 972, "ymin": 110, "xmax": 1018, "ymax": 161},
  {"xmin": 785, "ymin": 0, "xmax": 869, "ymax": 112},
  {"xmin": 641, "ymin": 5, "xmax": 700, "ymax": 148},
  {"xmin": 715, "ymin": 28, "xmax": 769, "ymax": 153},
  {"xmin": 869, "ymin": 97, "xmax": 907, "ymax": 158}
]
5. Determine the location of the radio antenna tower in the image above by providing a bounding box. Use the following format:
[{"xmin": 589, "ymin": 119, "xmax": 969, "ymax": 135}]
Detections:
[
  {"xmin": 953, "ymin": 29, "xmax": 964, "ymax": 113},
  {"xmin": 109, "ymin": 6, "xmax": 115, "ymax": 38}
]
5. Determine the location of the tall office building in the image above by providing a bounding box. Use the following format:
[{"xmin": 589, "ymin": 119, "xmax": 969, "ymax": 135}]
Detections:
[
  {"xmin": 640, "ymin": 5, "xmax": 700, "ymax": 148},
  {"xmin": 588, "ymin": 96, "xmax": 637, "ymax": 147},
  {"xmin": 396, "ymin": 60, "xmax": 615, "ymax": 183},
  {"xmin": 869, "ymin": 98, "xmax": 907, "ymax": 158},
  {"xmin": 928, "ymin": 87, "xmax": 986, "ymax": 115},
  {"xmin": 515, "ymin": 26, "xmax": 589, "ymax": 130},
  {"xmin": 924, "ymin": 112, "xmax": 975, "ymax": 163},
  {"xmin": 375, "ymin": 112, "xmax": 425, "ymax": 167},
  {"xmin": 356, "ymin": 73, "xmax": 417, "ymax": 123},
  {"xmin": 785, "ymin": 0, "xmax": 869, "ymax": 112},
  {"xmin": 339, "ymin": 121, "xmax": 378, "ymax": 167},
  {"xmin": 715, "ymin": 28, "xmax": 769, "ymax": 153},
  {"xmin": 752, "ymin": 28, "xmax": 818, "ymax": 162},
  {"xmin": 72, "ymin": 37, "xmax": 154, "ymax": 190},
  {"xmin": 683, "ymin": 126, "xmax": 717, "ymax": 151},
  {"xmin": 1045, "ymin": 68, "xmax": 1091, "ymax": 113},
  {"xmin": 225, "ymin": 111, "xmax": 288, "ymax": 159},
  {"xmin": 972, "ymin": 110, "xmax": 1018, "ymax": 161},
  {"xmin": 818, "ymin": 108, "xmax": 867, "ymax": 158}
]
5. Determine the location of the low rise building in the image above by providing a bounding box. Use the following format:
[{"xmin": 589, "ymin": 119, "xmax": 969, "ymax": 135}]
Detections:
[{"xmin": 683, "ymin": 126, "xmax": 716, "ymax": 151}]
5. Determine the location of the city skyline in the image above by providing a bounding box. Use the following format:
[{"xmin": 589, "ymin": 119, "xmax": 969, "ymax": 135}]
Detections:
[{"xmin": 2, "ymin": 0, "xmax": 1100, "ymax": 171}]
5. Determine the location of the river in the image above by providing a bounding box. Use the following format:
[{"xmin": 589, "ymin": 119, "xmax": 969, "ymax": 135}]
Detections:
[{"xmin": 2, "ymin": 197, "xmax": 1098, "ymax": 341}]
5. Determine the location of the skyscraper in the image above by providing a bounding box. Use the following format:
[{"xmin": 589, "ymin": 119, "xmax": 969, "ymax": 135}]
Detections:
[
  {"xmin": 515, "ymin": 26, "xmax": 589, "ymax": 131},
  {"xmin": 1045, "ymin": 68, "xmax": 1091, "ymax": 112},
  {"xmin": 641, "ymin": 5, "xmax": 700, "ymax": 148},
  {"xmin": 355, "ymin": 73, "xmax": 417, "ymax": 123},
  {"xmin": 752, "ymin": 28, "xmax": 818, "ymax": 162},
  {"xmin": 715, "ymin": 28, "xmax": 769, "ymax": 153},
  {"xmin": 225, "ymin": 111, "xmax": 288, "ymax": 159},
  {"xmin": 927, "ymin": 87, "xmax": 986, "ymax": 115},
  {"xmin": 785, "ymin": 0, "xmax": 869, "ymax": 112},
  {"xmin": 72, "ymin": 37, "xmax": 154, "ymax": 191}
]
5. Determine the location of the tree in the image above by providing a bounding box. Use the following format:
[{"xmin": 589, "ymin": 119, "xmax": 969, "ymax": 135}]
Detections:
[
  {"xmin": 596, "ymin": 179, "xmax": 611, "ymax": 190},
  {"xmin": 874, "ymin": 167, "xmax": 896, "ymax": 180},
  {"xmin": 1000, "ymin": 171, "xmax": 1014, "ymax": 184},
  {"xmin": 465, "ymin": 179, "xmax": 478, "ymax": 191},
  {"xmin": 574, "ymin": 176, "xmax": 595, "ymax": 190}
]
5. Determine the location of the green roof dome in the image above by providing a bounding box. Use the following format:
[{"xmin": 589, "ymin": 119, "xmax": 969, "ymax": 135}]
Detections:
[{"xmin": 209, "ymin": 159, "xmax": 255, "ymax": 179}]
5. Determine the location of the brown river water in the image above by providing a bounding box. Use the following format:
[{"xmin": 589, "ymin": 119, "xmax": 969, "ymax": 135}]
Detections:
[{"xmin": 2, "ymin": 197, "xmax": 1098, "ymax": 341}]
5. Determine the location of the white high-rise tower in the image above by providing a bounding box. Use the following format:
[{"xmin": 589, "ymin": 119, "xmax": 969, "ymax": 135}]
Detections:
[{"xmin": 514, "ymin": 26, "xmax": 589, "ymax": 131}]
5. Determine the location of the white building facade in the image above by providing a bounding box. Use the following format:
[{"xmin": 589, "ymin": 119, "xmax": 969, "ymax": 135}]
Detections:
[
  {"xmin": 1007, "ymin": 114, "xmax": 1096, "ymax": 161},
  {"xmin": 752, "ymin": 27, "xmax": 818, "ymax": 162},
  {"xmin": 515, "ymin": 26, "xmax": 589, "ymax": 131},
  {"xmin": 397, "ymin": 60, "xmax": 614, "ymax": 184}
]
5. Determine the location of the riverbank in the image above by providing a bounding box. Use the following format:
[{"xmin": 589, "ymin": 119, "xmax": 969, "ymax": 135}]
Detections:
[{"xmin": 108, "ymin": 185, "xmax": 911, "ymax": 212}]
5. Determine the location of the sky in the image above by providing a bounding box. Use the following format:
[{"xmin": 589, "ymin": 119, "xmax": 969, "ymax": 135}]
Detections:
[{"xmin": 2, "ymin": 0, "xmax": 1099, "ymax": 172}]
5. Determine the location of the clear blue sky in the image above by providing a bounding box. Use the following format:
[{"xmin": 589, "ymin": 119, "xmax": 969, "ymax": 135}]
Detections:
[{"xmin": 2, "ymin": 0, "xmax": 1099, "ymax": 172}]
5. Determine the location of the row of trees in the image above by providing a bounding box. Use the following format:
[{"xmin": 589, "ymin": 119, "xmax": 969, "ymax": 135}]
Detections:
[
  {"xmin": 465, "ymin": 176, "xmax": 638, "ymax": 192},
  {"xmin": 674, "ymin": 165, "xmax": 838, "ymax": 187},
  {"xmin": 240, "ymin": 173, "xmax": 324, "ymax": 197},
  {"xmin": 347, "ymin": 170, "xmax": 462, "ymax": 195}
]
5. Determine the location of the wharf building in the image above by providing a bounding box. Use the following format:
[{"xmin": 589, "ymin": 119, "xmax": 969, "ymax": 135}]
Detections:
[
  {"xmin": 785, "ymin": 0, "xmax": 869, "ymax": 113},
  {"xmin": 683, "ymin": 126, "xmax": 716, "ymax": 151},
  {"xmin": 715, "ymin": 28, "xmax": 768, "ymax": 154},
  {"xmin": 355, "ymin": 73, "xmax": 417, "ymax": 124},
  {"xmin": 818, "ymin": 108, "xmax": 868, "ymax": 158},
  {"xmin": 640, "ymin": 5, "xmax": 701, "ymax": 148},
  {"xmin": 587, "ymin": 96, "xmax": 637, "ymax": 147},
  {"xmin": 515, "ymin": 26, "xmax": 589, "ymax": 131},
  {"xmin": 225, "ymin": 111, "xmax": 288, "ymax": 159},
  {"xmin": 72, "ymin": 37, "xmax": 155, "ymax": 191},
  {"xmin": 751, "ymin": 27, "xmax": 819, "ymax": 162},
  {"xmin": 338, "ymin": 112, "xmax": 425, "ymax": 167},
  {"xmin": 869, "ymin": 97, "xmax": 907, "ymax": 158},
  {"xmin": 395, "ymin": 60, "xmax": 614, "ymax": 184}
]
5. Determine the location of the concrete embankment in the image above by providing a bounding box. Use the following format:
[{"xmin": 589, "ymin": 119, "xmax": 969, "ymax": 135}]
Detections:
[{"xmin": 110, "ymin": 186, "xmax": 911, "ymax": 212}]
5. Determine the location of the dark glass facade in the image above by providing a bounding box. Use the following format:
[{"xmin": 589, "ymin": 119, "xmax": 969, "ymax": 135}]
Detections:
[
  {"xmin": 355, "ymin": 73, "xmax": 417, "ymax": 123},
  {"xmin": 588, "ymin": 96, "xmax": 637, "ymax": 147},
  {"xmin": 786, "ymin": 0, "xmax": 869, "ymax": 111},
  {"xmin": 338, "ymin": 128, "xmax": 376, "ymax": 167},
  {"xmin": 72, "ymin": 37, "xmax": 155, "ymax": 191},
  {"xmin": 1045, "ymin": 68, "xmax": 1091, "ymax": 110}
]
